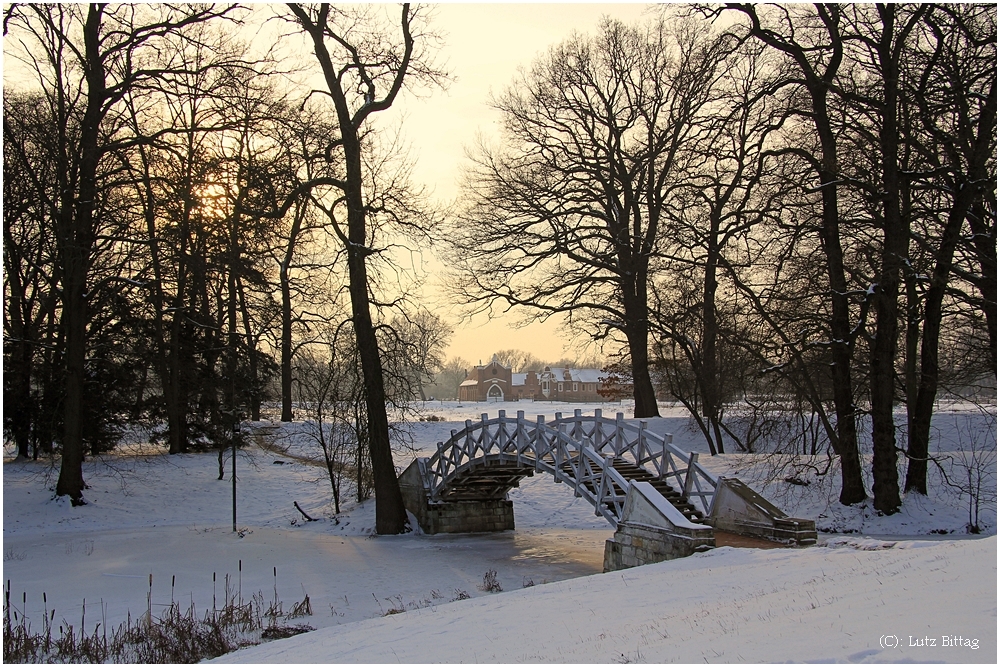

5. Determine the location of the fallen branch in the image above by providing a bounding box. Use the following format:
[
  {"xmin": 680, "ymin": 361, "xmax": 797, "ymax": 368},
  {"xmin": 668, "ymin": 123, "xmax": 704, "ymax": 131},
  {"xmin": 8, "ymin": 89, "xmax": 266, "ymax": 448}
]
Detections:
[{"xmin": 293, "ymin": 502, "xmax": 316, "ymax": 522}]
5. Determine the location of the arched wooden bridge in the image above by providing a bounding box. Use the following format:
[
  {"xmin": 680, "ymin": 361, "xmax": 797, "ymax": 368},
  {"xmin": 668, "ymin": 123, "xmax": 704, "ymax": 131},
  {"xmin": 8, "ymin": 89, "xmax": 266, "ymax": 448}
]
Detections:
[
  {"xmin": 399, "ymin": 408, "xmax": 816, "ymax": 571},
  {"xmin": 405, "ymin": 409, "xmax": 718, "ymax": 529}
]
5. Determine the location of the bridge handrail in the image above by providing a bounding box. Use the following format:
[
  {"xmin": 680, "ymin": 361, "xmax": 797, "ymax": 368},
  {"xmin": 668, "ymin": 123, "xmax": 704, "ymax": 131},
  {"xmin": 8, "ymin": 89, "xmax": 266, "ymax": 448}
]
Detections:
[
  {"xmin": 419, "ymin": 409, "xmax": 719, "ymax": 520},
  {"xmin": 550, "ymin": 409, "xmax": 719, "ymax": 509}
]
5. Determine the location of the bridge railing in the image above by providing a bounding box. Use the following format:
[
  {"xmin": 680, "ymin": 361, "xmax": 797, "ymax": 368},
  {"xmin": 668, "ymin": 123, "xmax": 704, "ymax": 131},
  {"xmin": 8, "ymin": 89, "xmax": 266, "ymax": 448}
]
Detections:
[
  {"xmin": 419, "ymin": 409, "xmax": 719, "ymax": 521},
  {"xmin": 550, "ymin": 409, "xmax": 718, "ymax": 516},
  {"xmin": 421, "ymin": 410, "xmax": 632, "ymax": 525}
]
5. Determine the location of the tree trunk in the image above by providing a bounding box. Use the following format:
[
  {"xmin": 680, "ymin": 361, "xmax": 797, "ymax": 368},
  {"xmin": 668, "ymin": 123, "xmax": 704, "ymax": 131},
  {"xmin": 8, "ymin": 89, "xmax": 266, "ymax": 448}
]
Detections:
[
  {"xmin": 966, "ymin": 201, "xmax": 997, "ymax": 366},
  {"xmin": 290, "ymin": 3, "xmax": 415, "ymax": 533},
  {"xmin": 35, "ymin": 297, "xmax": 61, "ymax": 459},
  {"xmin": 815, "ymin": 104, "xmax": 867, "ymax": 507},
  {"xmin": 904, "ymin": 273, "xmax": 919, "ymax": 472},
  {"xmin": 56, "ymin": 5, "xmax": 105, "ymax": 504},
  {"xmin": 281, "ymin": 262, "xmax": 294, "ymax": 422},
  {"xmin": 280, "ymin": 206, "xmax": 305, "ymax": 423},
  {"xmin": 701, "ymin": 216, "xmax": 724, "ymax": 454},
  {"xmin": 343, "ymin": 152, "xmax": 408, "ymax": 533},
  {"xmin": 4, "ymin": 264, "xmax": 33, "ymax": 459},
  {"xmin": 869, "ymin": 9, "xmax": 905, "ymax": 515},
  {"xmin": 623, "ymin": 260, "xmax": 660, "ymax": 419},
  {"xmin": 906, "ymin": 173, "xmax": 991, "ymax": 494}
]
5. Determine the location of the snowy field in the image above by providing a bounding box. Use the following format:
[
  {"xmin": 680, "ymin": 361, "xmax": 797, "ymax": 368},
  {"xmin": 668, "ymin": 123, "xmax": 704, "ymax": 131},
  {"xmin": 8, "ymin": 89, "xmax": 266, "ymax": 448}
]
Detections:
[{"xmin": 3, "ymin": 400, "xmax": 996, "ymax": 663}]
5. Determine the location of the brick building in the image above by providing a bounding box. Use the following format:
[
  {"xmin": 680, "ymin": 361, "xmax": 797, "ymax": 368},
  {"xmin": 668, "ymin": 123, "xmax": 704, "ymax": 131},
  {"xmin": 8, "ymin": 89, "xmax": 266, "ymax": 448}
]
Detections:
[{"xmin": 457, "ymin": 356, "xmax": 623, "ymax": 402}]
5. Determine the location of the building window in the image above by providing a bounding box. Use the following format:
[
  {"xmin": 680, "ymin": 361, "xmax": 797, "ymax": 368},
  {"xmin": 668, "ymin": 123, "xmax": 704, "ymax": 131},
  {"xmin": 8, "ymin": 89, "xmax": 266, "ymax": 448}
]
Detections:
[
  {"xmin": 558, "ymin": 382, "xmax": 564, "ymax": 392},
  {"xmin": 573, "ymin": 383, "xmax": 578, "ymax": 392}
]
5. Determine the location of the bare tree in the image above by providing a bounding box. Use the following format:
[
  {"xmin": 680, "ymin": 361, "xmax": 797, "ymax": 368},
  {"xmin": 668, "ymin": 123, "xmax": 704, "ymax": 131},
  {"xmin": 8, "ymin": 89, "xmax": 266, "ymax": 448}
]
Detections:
[
  {"xmin": 451, "ymin": 17, "xmax": 733, "ymax": 419},
  {"xmin": 489, "ymin": 350, "xmax": 544, "ymax": 374},
  {"xmin": 285, "ymin": 3, "xmax": 445, "ymax": 534},
  {"xmin": 4, "ymin": 3, "xmax": 239, "ymax": 501},
  {"xmin": 425, "ymin": 356, "xmax": 470, "ymax": 400},
  {"xmin": 294, "ymin": 345, "xmax": 353, "ymax": 514},
  {"xmin": 651, "ymin": 31, "xmax": 792, "ymax": 455},
  {"xmin": 724, "ymin": 3, "xmax": 868, "ymax": 505},
  {"xmin": 3, "ymin": 93, "xmax": 60, "ymax": 460},
  {"xmin": 273, "ymin": 106, "xmax": 347, "ymax": 424},
  {"xmin": 390, "ymin": 310, "xmax": 452, "ymax": 401},
  {"xmin": 899, "ymin": 4, "xmax": 996, "ymax": 494}
]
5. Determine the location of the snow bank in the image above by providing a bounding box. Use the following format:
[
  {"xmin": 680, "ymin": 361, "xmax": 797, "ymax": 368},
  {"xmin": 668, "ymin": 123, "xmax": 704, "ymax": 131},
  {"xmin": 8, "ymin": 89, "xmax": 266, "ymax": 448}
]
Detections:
[{"xmin": 214, "ymin": 536, "xmax": 996, "ymax": 664}]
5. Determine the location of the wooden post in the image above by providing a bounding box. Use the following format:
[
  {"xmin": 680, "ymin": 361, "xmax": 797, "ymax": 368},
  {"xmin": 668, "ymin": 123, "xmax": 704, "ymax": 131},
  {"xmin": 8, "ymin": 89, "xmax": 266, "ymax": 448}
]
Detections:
[
  {"xmin": 637, "ymin": 420, "xmax": 647, "ymax": 465},
  {"xmin": 615, "ymin": 413, "xmax": 625, "ymax": 457},
  {"xmin": 538, "ymin": 415, "xmax": 563, "ymax": 484},
  {"xmin": 464, "ymin": 420, "xmax": 473, "ymax": 463},
  {"xmin": 497, "ymin": 409, "xmax": 507, "ymax": 455},
  {"xmin": 595, "ymin": 454, "xmax": 615, "ymax": 516},
  {"xmin": 516, "ymin": 410, "xmax": 525, "ymax": 455},
  {"xmin": 563, "ymin": 422, "xmax": 585, "ymax": 498},
  {"xmin": 480, "ymin": 413, "xmax": 489, "ymax": 456},
  {"xmin": 537, "ymin": 414, "xmax": 547, "ymax": 473},
  {"xmin": 684, "ymin": 452, "xmax": 700, "ymax": 498}
]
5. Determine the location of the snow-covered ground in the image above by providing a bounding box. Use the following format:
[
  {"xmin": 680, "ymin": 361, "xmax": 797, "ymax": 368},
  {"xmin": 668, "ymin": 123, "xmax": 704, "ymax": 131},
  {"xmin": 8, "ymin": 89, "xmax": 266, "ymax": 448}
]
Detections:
[
  {"xmin": 215, "ymin": 536, "xmax": 997, "ymax": 664},
  {"xmin": 3, "ymin": 400, "xmax": 996, "ymax": 662}
]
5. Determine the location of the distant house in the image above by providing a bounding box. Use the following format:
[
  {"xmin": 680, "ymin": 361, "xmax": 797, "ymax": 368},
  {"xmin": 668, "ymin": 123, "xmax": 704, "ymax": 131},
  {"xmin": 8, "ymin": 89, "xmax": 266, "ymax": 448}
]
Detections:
[
  {"xmin": 458, "ymin": 357, "xmax": 513, "ymax": 402},
  {"xmin": 457, "ymin": 356, "xmax": 627, "ymax": 402}
]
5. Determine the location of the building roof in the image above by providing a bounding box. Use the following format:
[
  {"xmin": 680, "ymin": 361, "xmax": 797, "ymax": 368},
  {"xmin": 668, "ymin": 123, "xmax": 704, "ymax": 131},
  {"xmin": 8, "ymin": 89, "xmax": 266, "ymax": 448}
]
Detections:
[
  {"xmin": 573, "ymin": 369, "xmax": 604, "ymax": 383},
  {"xmin": 542, "ymin": 367, "xmax": 603, "ymax": 383}
]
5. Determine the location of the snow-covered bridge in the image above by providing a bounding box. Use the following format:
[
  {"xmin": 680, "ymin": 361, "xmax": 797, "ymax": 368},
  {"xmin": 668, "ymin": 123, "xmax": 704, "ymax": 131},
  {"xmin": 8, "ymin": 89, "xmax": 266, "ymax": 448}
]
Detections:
[{"xmin": 398, "ymin": 409, "xmax": 816, "ymax": 570}]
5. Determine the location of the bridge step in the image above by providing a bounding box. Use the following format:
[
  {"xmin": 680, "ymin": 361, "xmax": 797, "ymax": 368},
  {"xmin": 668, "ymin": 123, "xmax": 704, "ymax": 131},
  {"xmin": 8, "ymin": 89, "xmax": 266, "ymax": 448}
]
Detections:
[{"xmin": 555, "ymin": 456, "xmax": 708, "ymax": 524}]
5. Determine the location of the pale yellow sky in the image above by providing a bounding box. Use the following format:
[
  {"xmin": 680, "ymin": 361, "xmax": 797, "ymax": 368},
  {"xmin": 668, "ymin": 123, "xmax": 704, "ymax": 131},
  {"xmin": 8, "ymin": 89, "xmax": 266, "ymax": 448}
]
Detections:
[{"xmin": 387, "ymin": 3, "xmax": 658, "ymax": 364}]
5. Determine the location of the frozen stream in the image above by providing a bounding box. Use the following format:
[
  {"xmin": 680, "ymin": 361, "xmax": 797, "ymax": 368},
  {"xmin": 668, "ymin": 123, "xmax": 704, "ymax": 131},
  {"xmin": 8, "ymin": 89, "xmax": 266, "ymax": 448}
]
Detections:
[
  {"xmin": 2, "ymin": 524, "xmax": 610, "ymax": 632},
  {"xmin": 4, "ymin": 427, "xmax": 617, "ymax": 636}
]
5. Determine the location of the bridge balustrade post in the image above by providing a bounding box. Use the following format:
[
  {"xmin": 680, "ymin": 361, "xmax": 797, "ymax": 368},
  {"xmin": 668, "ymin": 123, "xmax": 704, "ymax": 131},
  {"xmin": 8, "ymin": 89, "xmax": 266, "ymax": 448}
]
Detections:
[
  {"xmin": 595, "ymin": 454, "xmax": 615, "ymax": 516},
  {"xmin": 562, "ymin": 422, "xmax": 584, "ymax": 497},
  {"xmin": 555, "ymin": 421, "xmax": 568, "ymax": 484},
  {"xmin": 637, "ymin": 420, "xmax": 647, "ymax": 465},
  {"xmin": 536, "ymin": 415, "xmax": 546, "ymax": 473},
  {"xmin": 464, "ymin": 420, "xmax": 474, "ymax": 462},
  {"xmin": 442, "ymin": 437, "xmax": 452, "ymax": 478},
  {"xmin": 659, "ymin": 433, "xmax": 673, "ymax": 479},
  {"xmin": 683, "ymin": 452, "xmax": 699, "ymax": 499},
  {"xmin": 417, "ymin": 457, "xmax": 430, "ymax": 492},
  {"xmin": 612, "ymin": 413, "xmax": 623, "ymax": 457},
  {"xmin": 593, "ymin": 408, "xmax": 602, "ymax": 450},
  {"xmin": 516, "ymin": 410, "xmax": 525, "ymax": 455},
  {"xmin": 480, "ymin": 413, "xmax": 489, "ymax": 455},
  {"xmin": 498, "ymin": 410, "xmax": 507, "ymax": 456}
]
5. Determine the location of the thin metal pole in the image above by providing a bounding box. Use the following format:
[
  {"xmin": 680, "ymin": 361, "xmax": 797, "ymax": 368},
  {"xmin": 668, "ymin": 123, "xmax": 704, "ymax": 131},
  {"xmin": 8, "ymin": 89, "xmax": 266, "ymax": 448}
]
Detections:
[{"xmin": 232, "ymin": 421, "xmax": 237, "ymax": 532}]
